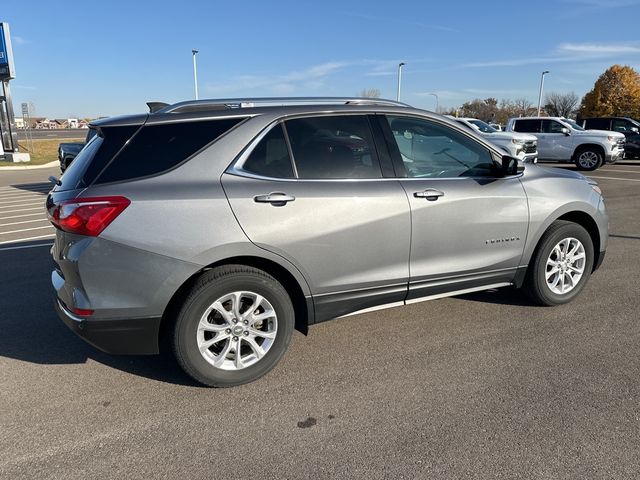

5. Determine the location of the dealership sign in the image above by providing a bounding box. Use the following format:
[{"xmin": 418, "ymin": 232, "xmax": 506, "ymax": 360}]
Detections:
[{"xmin": 0, "ymin": 22, "xmax": 16, "ymax": 80}]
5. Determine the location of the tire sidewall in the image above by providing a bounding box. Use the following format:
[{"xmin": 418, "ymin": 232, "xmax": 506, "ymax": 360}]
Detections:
[
  {"xmin": 175, "ymin": 273, "xmax": 294, "ymax": 387},
  {"xmin": 533, "ymin": 224, "xmax": 594, "ymax": 305}
]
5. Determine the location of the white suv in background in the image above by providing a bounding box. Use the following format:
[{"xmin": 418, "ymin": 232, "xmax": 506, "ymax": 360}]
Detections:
[
  {"xmin": 448, "ymin": 117, "xmax": 538, "ymax": 163},
  {"xmin": 505, "ymin": 116, "xmax": 625, "ymax": 171}
]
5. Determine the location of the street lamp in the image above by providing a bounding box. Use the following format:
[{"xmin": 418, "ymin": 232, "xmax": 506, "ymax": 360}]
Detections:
[
  {"xmin": 192, "ymin": 49, "xmax": 199, "ymax": 100},
  {"xmin": 396, "ymin": 62, "xmax": 406, "ymax": 102},
  {"xmin": 427, "ymin": 92, "xmax": 439, "ymax": 112},
  {"xmin": 537, "ymin": 70, "xmax": 550, "ymax": 116}
]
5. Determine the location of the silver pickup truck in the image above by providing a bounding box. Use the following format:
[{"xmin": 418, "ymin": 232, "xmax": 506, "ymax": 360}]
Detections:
[{"xmin": 506, "ymin": 116, "xmax": 625, "ymax": 171}]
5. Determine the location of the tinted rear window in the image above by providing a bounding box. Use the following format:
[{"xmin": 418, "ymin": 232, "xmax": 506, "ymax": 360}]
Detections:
[
  {"xmin": 513, "ymin": 119, "xmax": 541, "ymax": 133},
  {"xmin": 95, "ymin": 118, "xmax": 243, "ymax": 184},
  {"xmin": 57, "ymin": 135, "xmax": 104, "ymax": 191},
  {"xmin": 584, "ymin": 118, "xmax": 610, "ymax": 130}
]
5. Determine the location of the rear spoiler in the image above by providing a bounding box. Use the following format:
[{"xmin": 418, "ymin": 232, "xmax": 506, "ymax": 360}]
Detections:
[{"xmin": 146, "ymin": 102, "xmax": 169, "ymax": 113}]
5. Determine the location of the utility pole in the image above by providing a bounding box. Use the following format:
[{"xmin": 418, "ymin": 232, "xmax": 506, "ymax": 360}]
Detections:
[
  {"xmin": 396, "ymin": 62, "xmax": 405, "ymax": 102},
  {"xmin": 192, "ymin": 49, "xmax": 199, "ymax": 100},
  {"xmin": 537, "ymin": 70, "xmax": 549, "ymax": 116}
]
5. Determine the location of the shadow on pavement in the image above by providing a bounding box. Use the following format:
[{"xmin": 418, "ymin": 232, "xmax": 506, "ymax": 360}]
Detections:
[
  {"xmin": 0, "ymin": 238, "xmax": 197, "ymax": 387},
  {"xmin": 456, "ymin": 287, "xmax": 535, "ymax": 307},
  {"xmin": 610, "ymin": 234, "xmax": 640, "ymax": 240},
  {"xmin": 10, "ymin": 182, "xmax": 52, "ymax": 193}
]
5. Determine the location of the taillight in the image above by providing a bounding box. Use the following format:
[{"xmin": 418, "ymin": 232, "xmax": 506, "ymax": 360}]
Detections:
[{"xmin": 47, "ymin": 196, "xmax": 130, "ymax": 236}]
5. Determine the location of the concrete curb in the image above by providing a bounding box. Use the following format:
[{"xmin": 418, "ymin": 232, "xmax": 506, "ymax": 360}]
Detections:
[{"xmin": 0, "ymin": 160, "xmax": 58, "ymax": 171}]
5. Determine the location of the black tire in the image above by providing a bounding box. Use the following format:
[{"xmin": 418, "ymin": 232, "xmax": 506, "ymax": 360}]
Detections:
[
  {"xmin": 574, "ymin": 147, "xmax": 603, "ymax": 171},
  {"xmin": 172, "ymin": 265, "xmax": 294, "ymax": 387},
  {"xmin": 523, "ymin": 220, "xmax": 594, "ymax": 306}
]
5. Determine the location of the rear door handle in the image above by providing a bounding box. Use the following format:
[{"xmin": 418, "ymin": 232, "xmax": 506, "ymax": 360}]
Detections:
[
  {"xmin": 253, "ymin": 192, "xmax": 296, "ymax": 206},
  {"xmin": 414, "ymin": 189, "xmax": 444, "ymax": 201}
]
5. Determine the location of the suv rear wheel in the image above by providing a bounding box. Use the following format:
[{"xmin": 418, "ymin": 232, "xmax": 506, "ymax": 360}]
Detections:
[
  {"xmin": 574, "ymin": 147, "xmax": 603, "ymax": 171},
  {"xmin": 172, "ymin": 265, "xmax": 294, "ymax": 387},
  {"xmin": 523, "ymin": 221, "xmax": 594, "ymax": 306}
]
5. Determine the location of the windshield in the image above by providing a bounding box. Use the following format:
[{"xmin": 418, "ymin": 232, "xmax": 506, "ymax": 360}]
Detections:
[
  {"xmin": 468, "ymin": 119, "xmax": 498, "ymax": 133},
  {"xmin": 564, "ymin": 119, "xmax": 585, "ymax": 131}
]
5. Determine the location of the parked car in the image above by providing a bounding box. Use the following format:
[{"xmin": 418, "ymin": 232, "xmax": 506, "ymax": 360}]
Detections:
[
  {"xmin": 448, "ymin": 116, "xmax": 538, "ymax": 163},
  {"xmin": 578, "ymin": 117, "xmax": 640, "ymax": 159},
  {"xmin": 505, "ymin": 116, "xmax": 625, "ymax": 170},
  {"xmin": 623, "ymin": 133, "xmax": 640, "ymax": 159},
  {"xmin": 47, "ymin": 97, "xmax": 608, "ymax": 387},
  {"xmin": 58, "ymin": 129, "xmax": 97, "ymax": 172}
]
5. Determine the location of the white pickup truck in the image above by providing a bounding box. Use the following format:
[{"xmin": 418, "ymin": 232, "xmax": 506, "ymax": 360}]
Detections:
[
  {"xmin": 505, "ymin": 116, "xmax": 625, "ymax": 171},
  {"xmin": 448, "ymin": 117, "xmax": 538, "ymax": 163}
]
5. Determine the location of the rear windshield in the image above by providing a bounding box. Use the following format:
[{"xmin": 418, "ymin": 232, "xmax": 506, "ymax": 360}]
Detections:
[
  {"xmin": 57, "ymin": 125, "xmax": 140, "ymax": 191},
  {"xmin": 94, "ymin": 118, "xmax": 244, "ymax": 184}
]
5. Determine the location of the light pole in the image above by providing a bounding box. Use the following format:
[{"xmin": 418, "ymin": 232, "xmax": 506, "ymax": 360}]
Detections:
[
  {"xmin": 537, "ymin": 70, "xmax": 549, "ymax": 116},
  {"xmin": 427, "ymin": 92, "xmax": 439, "ymax": 112},
  {"xmin": 192, "ymin": 49, "xmax": 199, "ymax": 100},
  {"xmin": 396, "ymin": 62, "xmax": 405, "ymax": 102}
]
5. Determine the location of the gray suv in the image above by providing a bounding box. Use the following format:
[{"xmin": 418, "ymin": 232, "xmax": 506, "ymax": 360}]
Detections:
[{"xmin": 47, "ymin": 97, "xmax": 608, "ymax": 387}]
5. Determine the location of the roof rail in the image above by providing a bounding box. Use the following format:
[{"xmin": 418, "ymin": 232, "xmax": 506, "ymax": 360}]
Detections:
[{"xmin": 157, "ymin": 97, "xmax": 410, "ymax": 114}]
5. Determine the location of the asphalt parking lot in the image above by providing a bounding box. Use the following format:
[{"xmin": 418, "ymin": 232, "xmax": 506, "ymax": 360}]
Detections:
[{"xmin": 1, "ymin": 162, "xmax": 639, "ymax": 479}]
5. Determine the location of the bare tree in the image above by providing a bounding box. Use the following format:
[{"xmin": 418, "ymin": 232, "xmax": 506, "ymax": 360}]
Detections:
[
  {"xmin": 359, "ymin": 88, "xmax": 381, "ymax": 98},
  {"xmin": 544, "ymin": 92, "xmax": 579, "ymax": 117},
  {"xmin": 513, "ymin": 98, "xmax": 535, "ymax": 117}
]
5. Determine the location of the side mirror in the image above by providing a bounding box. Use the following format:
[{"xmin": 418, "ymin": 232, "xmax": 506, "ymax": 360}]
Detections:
[
  {"xmin": 561, "ymin": 127, "xmax": 571, "ymax": 136},
  {"xmin": 501, "ymin": 155, "xmax": 525, "ymax": 176}
]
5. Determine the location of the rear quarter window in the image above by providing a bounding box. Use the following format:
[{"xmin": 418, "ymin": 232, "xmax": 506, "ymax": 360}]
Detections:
[{"xmin": 95, "ymin": 118, "xmax": 244, "ymax": 184}]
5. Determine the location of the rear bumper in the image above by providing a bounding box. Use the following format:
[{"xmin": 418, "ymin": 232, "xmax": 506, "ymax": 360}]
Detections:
[{"xmin": 55, "ymin": 299, "xmax": 161, "ymax": 355}]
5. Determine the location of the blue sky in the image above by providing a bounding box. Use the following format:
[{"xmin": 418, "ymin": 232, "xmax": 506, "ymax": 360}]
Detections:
[{"xmin": 3, "ymin": 0, "xmax": 640, "ymax": 118}]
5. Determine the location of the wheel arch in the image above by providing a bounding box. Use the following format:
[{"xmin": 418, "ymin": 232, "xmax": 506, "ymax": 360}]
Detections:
[
  {"xmin": 521, "ymin": 209, "xmax": 602, "ymax": 288},
  {"xmin": 572, "ymin": 143, "xmax": 605, "ymax": 160},
  {"xmin": 159, "ymin": 255, "xmax": 313, "ymax": 352}
]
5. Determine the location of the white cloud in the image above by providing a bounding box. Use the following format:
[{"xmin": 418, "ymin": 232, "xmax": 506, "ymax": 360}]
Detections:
[
  {"xmin": 205, "ymin": 61, "xmax": 349, "ymax": 95},
  {"xmin": 12, "ymin": 36, "xmax": 28, "ymax": 46},
  {"xmin": 558, "ymin": 42, "xmax": 640, "ymax": 54}
]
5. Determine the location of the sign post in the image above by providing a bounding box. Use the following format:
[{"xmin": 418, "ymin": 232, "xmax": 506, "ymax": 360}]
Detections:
[{"xmin": 0, "ymin": 22, "xmax": 28, "ymax": 161}]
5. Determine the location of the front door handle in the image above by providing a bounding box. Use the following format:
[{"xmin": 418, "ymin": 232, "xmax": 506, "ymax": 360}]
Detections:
[
  {"xmin": 253, "ymin": 192, "xmax": 296, "ymax": 206},
  {"xmin": 414, "ymin": 189, "xmax": 444, "ymax": 201}
]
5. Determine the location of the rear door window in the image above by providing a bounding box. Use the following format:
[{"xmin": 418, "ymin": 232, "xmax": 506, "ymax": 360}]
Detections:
[
  {"xmin": 95, "ymin": 118, "xmax": 244, "ymax": 184},
  {"xmin": 284, "ymin": 115, "xmax": 382, "ymax": 179},
  {"xmin": 513, "ymin": 119, "xmax": 541, "ymax": 133}
]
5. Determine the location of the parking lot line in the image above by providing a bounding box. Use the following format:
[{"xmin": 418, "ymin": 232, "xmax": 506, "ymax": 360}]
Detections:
[
  {"xmin": 0, "ymin": 198, "xmax": 46, "ymax": 206},
  {"xmin": 0, "ymin": 242, "xmax": 54, "ymax": 252},
  {"xmin": 587, "ymin": 176, "xmax": 640, "ymax": 182},
  {"xmin": 0, "ymin": 212, "xmax": 46, "ymax": 220},
  {"xmin": 0, "ymin": 207, "xmax": 45, "ymax": 213},
  {"xmin": 598, "ymin": 169, "xmax": 640, "ymax": 174},
  {"xmin": 0, "ymin": 191, "xmax": 49, "ymax": 199},
  {"xmin": 0, "ymin": 225, "xmax": 53, "ymax": 235},
  {"xmin": 0, "ymin": 203, "xmax": 46, "ymax": 210},
  {"xmin": 0, "ymin": 233, "xmax": 56, "ymax": 245},
  {"xmin": 0, "ymin": 218, "xmax": 50, "ymax": 227}
]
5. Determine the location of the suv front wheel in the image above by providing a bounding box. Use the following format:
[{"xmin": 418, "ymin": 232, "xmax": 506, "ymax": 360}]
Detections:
[
  {"xmin": 172, "ymin": 265, "xmax": 294, "ymax": 387},
  {"xmin": 574, "ymin": 147, "xmax": 603, "ymax": 171},
  {"xmin": 523, "ymin": 221, "xmax": 594, "ymax": 306}
]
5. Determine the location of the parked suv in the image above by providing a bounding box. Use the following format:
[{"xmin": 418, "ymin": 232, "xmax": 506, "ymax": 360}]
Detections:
[
  {"xmin": 579, "ymin": 117, "xmax": 640, "ymax": 139},
  {"xmin": 48, "ymin": 98, "xmax": 608, "ymax": 387},
  {"xmin": 579, "ymin": 117, "xmax": 640, "ymax": 159},
  {"xmin": 506, "ymin": 116, "xmax": 625, "ymax": 170},
  {"xmin": 448, "ymin": 117, "xmax": 538, "ymax": 163}
]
